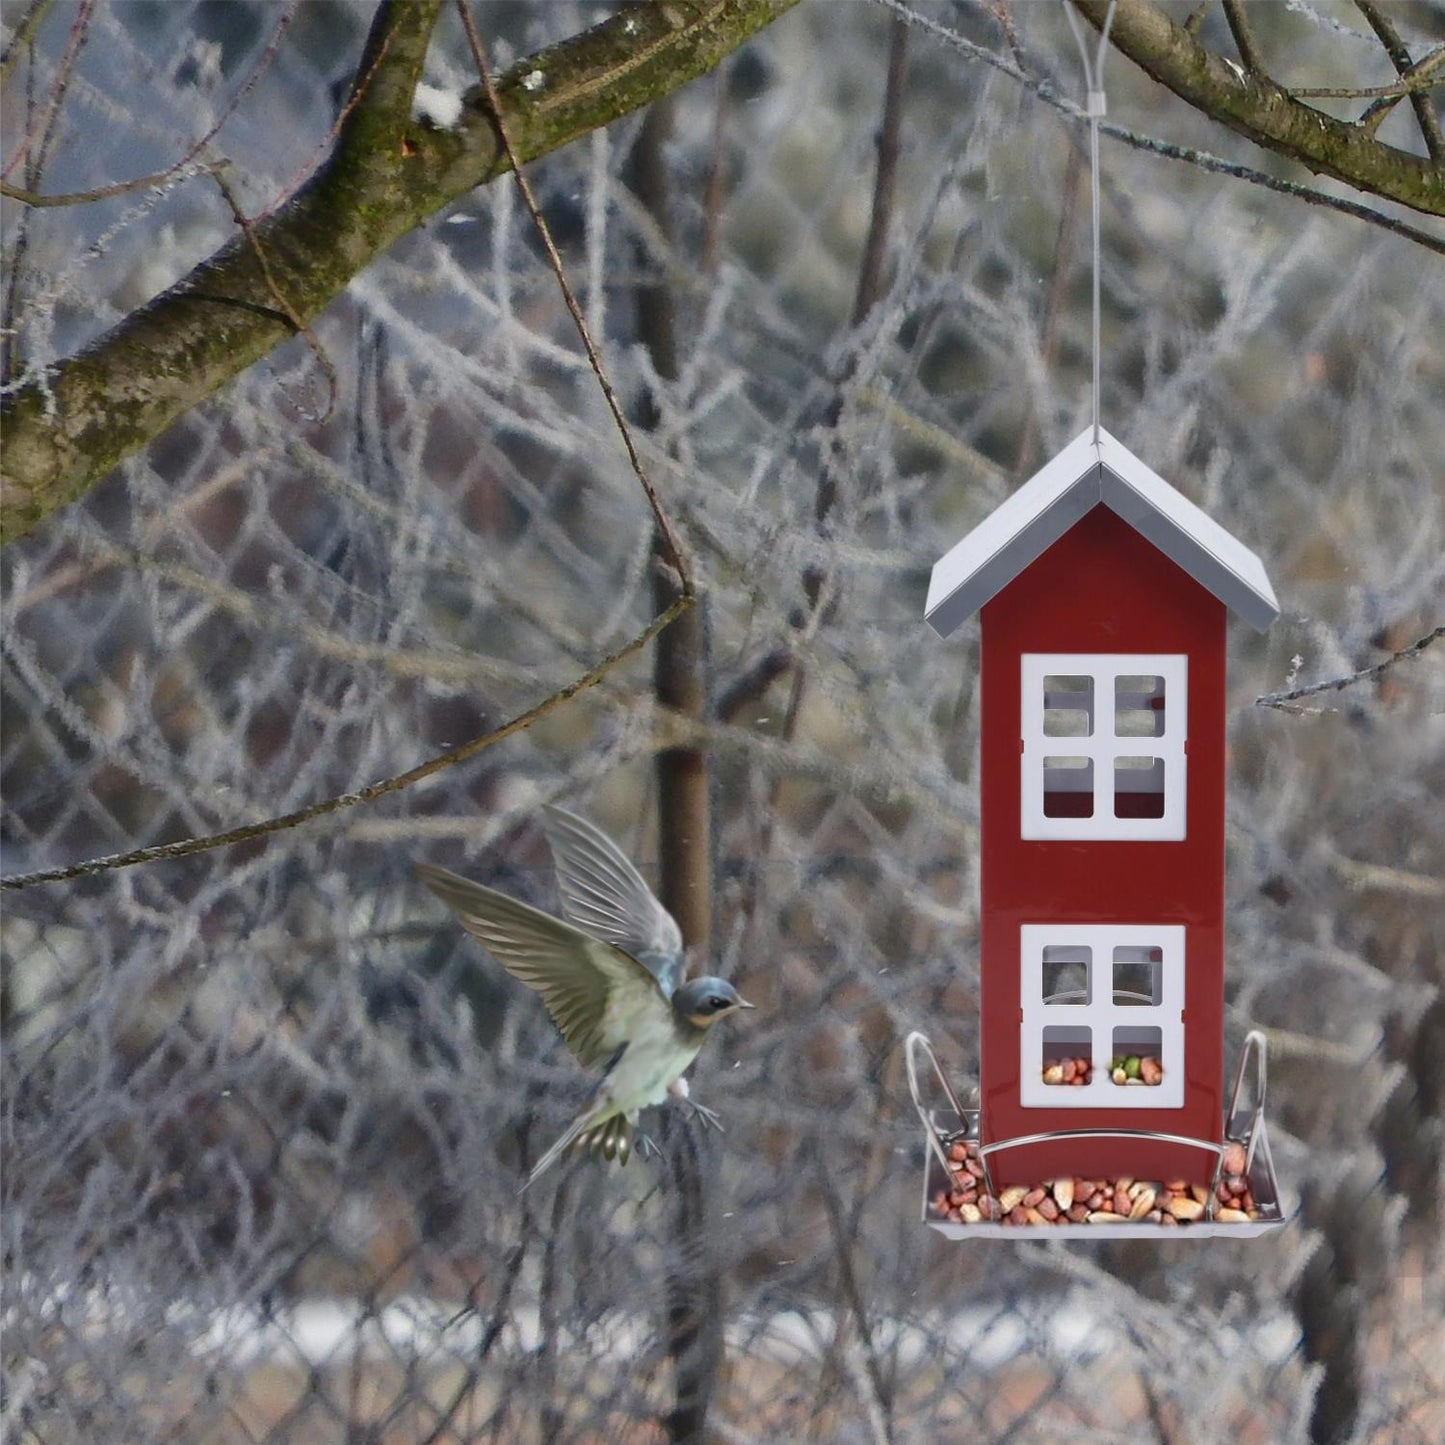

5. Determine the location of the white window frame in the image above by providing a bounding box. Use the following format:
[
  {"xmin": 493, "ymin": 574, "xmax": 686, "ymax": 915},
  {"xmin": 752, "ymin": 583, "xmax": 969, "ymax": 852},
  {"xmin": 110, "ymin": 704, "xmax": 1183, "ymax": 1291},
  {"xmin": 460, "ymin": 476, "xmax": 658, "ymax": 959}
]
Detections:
[
  {"xmin": 1019, "ymin": 924, "xmax": 1185, "ymax": 1109},
  {"xmin": 1021, "ymin": 653, "xmax": 1188, "ymax": 841}
]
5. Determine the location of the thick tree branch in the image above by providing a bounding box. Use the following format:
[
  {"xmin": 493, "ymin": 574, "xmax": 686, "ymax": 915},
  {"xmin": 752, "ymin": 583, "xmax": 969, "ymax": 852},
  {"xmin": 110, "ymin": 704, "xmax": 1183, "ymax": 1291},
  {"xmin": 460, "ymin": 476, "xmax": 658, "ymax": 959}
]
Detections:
[
  {"xmin": 0, "ymin": 0, "xmax": 799, "ymax": 544},
  {"xmin": 1070, "ymin": 0, "xmax": 1445, "ymax": 215}
]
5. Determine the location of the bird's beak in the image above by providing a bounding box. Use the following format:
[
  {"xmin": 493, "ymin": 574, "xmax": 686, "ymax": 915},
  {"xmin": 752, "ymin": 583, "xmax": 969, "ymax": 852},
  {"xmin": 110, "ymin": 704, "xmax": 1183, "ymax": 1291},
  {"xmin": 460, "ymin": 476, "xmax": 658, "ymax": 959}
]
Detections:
[{"xmin": 736, "ymin": 998, "xmax": 756, "ymax": 1010}]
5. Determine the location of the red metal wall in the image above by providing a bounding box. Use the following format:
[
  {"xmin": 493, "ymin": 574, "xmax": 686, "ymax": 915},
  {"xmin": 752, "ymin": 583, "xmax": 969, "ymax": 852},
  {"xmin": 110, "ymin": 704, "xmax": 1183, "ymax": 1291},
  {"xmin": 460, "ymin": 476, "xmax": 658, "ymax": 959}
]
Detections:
[{"xmin": 978, "ymin": 505, "xmax": 1227, "ymax": 1185}]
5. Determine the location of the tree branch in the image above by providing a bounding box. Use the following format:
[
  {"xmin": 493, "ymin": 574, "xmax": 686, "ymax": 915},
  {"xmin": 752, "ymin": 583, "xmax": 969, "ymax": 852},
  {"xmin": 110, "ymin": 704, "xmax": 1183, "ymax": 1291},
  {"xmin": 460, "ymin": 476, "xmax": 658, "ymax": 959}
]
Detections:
[
  {"xmin": 0, "ymin": 0, "xmax": 56, "ymax": 83},
  {"xmin": 1255, "ymin": 626, "xmax": 1443, "ymax": 714},
  {"xmin": 0, "ymin": 591, "xmax": 690, "ymax": 890},
  {"xmin": 721, "ymin": 13, "xmax": 908, "ymax": 727},
  {"xmin": 1220, "ymin": 0, "xmax": 1267, "ymax": 77},
  {"xmin": 1360, "ymin": 47, "xmax": 1445, "ymax": 138},
  {"xmin": 1353, "ymin": 0, "xmax": 1445, "ymax": 162},
  {"xmin": 881, "ymin": 0, "xmax": 1445, "ymax": 256},
  {"xmin": 1069, "ymin": 0, "xmax": 1445, "ymax": 214},
  {"xmin": 0, "ymin": 0, "xmax": 800, "ymax": 545},
  {"xmin": 1291, "ymin": 48, "xmax": 1445, "ymax": 102},
  {"xmin": 1, "ymin": 1, "xmax": 300, "ymax": 209}
]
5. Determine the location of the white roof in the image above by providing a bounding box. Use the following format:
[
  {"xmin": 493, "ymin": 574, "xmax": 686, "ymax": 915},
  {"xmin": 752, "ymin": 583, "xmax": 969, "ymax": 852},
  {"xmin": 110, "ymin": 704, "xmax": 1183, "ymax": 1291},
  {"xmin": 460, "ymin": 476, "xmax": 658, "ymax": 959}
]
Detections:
[{"xmin": 925, "ymin": 427, "xmax": 1280, "ymax": 636}]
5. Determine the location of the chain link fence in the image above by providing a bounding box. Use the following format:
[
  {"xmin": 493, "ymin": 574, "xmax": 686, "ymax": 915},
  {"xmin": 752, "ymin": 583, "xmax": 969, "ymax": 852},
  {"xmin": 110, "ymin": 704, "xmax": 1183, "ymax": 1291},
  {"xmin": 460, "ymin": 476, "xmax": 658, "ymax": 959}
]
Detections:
[{"xmin": 4, "ymin": 2, "xmax": 1443, "ymax": 1440}]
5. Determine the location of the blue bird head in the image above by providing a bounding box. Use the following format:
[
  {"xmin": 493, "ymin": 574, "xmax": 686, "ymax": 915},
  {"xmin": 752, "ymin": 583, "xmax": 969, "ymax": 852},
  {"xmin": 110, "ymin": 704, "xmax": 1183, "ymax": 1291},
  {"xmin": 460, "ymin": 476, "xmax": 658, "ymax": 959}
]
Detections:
[{"xmin": 672, "ymin": 977, "xmax": 754, "ymax": 1029}]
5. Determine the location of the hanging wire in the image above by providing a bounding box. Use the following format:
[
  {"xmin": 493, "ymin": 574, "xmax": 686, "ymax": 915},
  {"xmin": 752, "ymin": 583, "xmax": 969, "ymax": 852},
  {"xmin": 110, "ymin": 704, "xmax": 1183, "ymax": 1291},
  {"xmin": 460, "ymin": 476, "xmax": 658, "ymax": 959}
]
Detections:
[{"xmin": 1062, "ymin": 1, "xmax": 1117, "ymax": 445}]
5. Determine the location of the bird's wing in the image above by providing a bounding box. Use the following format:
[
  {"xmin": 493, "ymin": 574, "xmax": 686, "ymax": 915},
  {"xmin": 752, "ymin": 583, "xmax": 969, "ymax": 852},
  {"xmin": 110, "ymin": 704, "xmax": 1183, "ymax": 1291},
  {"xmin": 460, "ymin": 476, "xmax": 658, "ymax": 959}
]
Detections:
[
  {"xmin": 416, "ymin": 863, "xmax": 669, "ymax": 1069},
  {"xmin": 540, "ymin": 805, "xmax": 685, "ymax": 997}
]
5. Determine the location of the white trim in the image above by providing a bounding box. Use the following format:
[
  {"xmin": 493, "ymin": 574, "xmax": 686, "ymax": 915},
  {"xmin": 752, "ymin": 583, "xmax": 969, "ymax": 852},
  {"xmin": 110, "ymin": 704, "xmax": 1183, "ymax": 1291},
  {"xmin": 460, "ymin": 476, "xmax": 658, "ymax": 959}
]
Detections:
[
  {"xmin": 1020, "ymin": 924, "xmax": 1185, "ymax": 1109},
  {"xmin": 1021, "ymin": 653, "xmax": 1187, "ymax": 841},
  {"xmin": 925, "ymin": 427, "xmax": 1280, "ymax": 637}
]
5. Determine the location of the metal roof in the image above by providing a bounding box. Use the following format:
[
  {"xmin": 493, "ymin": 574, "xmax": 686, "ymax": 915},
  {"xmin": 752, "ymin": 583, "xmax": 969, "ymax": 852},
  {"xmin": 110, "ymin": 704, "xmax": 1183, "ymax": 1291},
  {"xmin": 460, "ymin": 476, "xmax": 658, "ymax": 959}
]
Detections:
[{"xmin": 925, "ymin": 427, "xmax": 1280, "ymax": 637}]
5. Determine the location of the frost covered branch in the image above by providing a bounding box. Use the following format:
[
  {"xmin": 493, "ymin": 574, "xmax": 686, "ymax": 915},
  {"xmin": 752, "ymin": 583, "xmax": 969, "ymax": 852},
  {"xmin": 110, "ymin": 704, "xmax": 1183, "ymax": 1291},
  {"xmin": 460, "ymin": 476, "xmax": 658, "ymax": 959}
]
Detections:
[
  {"xmin": 0, "ymin": 591, "xmax": 688, "ymax": 891},
  {"xmin": 1069, "ymin": 0, "xmax": 1445, "ymax": 213},
  {"xmin": 0, "ymin": 0, "xmax": 798, "ymax": 544},
  {"xmin": 1255, "ymin": 625, "xmax": 1443, "ymax": 713},
  {"xmin": 879, "ymin": 0, "xmax": 1445, "ymax": 257}
]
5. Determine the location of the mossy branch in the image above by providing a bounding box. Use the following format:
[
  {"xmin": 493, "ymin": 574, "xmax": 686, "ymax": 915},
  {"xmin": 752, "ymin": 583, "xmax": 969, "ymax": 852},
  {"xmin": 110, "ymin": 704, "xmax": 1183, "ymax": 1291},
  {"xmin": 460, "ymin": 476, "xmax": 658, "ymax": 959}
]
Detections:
[
  {"xmin": 0, "ymin": 0, "xmax": 799, "ymax": 545},
  {"xmin": 1069, "ymin": 0, "xmax": 1445, "ymax": 216}
]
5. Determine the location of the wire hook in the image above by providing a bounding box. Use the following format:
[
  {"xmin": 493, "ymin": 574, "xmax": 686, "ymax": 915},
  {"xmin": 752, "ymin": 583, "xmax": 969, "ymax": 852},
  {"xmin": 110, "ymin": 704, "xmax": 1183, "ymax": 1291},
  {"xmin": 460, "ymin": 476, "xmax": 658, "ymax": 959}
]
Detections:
[
  {"xmin": 1062, "ymin": 0, "xmax": 1117, "ymax": 119},
  {"xmin": 1061, "ymin": 1, "xmax": 1117, "ymax": 445}
]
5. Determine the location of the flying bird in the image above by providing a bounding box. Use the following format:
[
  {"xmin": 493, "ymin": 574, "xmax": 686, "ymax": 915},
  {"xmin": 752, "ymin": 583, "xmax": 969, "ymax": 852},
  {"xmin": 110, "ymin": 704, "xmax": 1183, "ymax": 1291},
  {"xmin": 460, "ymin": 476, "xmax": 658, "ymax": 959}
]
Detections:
[{"xmin": 416, "ymin": 805, "xmax": 753, "ymax": 1186}]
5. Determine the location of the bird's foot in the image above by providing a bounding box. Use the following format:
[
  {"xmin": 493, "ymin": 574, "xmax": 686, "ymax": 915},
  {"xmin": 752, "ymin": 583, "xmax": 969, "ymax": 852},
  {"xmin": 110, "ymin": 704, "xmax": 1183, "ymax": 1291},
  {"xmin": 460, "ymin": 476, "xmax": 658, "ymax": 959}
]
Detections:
[
  {"xmin": 683, "ymin": 1099, "xmax": 725, "ymax": 1133},
  {"xmin": 635, "ymin": 1132, "xmax": 661, "ymax": 1161}
]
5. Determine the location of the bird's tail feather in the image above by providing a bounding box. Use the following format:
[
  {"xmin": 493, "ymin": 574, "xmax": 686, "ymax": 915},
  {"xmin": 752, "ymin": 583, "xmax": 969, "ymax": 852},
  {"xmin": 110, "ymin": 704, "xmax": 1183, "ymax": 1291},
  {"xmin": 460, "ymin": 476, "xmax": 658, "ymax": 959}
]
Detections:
[
  {"xmin": 581, "ymin": 1113, "xmax": 633, "ymax": 1165},
  {"xmin": 522, "ymin": 1111, "xmax": 594, "ymax": 1191},
  {"xmin": 523, "ymin": 1108, "xmax": 635, "ymax": 1190}
]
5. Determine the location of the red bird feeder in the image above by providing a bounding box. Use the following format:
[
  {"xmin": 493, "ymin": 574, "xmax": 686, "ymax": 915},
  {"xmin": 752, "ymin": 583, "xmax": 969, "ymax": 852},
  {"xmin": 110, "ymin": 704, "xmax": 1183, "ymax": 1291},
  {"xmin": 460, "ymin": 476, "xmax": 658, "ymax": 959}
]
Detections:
[{"xmin": 910, "ymin": 427, "xmax": 1287, "ymax": 1237}]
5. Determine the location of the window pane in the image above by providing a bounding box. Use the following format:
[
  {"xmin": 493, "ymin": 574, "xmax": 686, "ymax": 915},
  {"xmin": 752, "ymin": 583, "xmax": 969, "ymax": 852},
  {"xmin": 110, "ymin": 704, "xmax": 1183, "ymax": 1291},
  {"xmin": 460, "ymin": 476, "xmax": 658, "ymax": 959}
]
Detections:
[
  {"xmin": 1041, "ymin": 1025, "xmax": 1092, "ymax": 1086},
  {"xmin": 1042, "ymin": 945, "xmax": 1090, "ymax": 1005},
  {"xmin": 1112, "ymin": 945, "xmax": 1162, "ymax": 1006},
  {"xmin": 1114, "ymin": 756, "xmax": 1164, "ymax": 818},
  {"xmin": 1043, "ymin": 756, "xmax": 1093, "ymax": 817},
  {"xmin": 1109, "ymin": 1026, "xmax": 1165, "ymax": 1087},
  {"xmin": 1043, "ymin": 675, "xmax": 1094, "ymax": 737},
  {"xmin": 1115, "ymin": 674, "xmax": 1165, "ymax": 737}
]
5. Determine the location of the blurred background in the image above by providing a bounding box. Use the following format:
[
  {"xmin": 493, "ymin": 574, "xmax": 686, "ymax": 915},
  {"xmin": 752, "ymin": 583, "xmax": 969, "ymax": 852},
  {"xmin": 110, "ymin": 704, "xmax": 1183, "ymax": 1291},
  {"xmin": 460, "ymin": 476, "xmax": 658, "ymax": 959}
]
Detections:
[{"xmin": 3, "ymin": 1, "xmax": 1442, "ymax": 1441}]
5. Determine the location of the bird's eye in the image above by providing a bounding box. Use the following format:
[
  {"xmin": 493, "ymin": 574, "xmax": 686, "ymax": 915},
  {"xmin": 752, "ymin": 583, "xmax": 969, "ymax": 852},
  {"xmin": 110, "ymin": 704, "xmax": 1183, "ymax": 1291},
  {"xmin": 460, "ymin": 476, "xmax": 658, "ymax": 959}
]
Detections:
[{"xmin": 709, "ymin": 996, "xmax": 728, "ymax": 1010}]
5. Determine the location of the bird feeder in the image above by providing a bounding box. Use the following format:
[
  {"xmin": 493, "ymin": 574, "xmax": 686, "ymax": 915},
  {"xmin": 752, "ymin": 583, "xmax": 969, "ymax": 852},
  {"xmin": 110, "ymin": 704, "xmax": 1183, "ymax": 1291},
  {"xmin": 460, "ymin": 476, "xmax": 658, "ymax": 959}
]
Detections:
[{"xmin": 909, "ymin": 426, "xmax": 1287, "ymax": 1236}]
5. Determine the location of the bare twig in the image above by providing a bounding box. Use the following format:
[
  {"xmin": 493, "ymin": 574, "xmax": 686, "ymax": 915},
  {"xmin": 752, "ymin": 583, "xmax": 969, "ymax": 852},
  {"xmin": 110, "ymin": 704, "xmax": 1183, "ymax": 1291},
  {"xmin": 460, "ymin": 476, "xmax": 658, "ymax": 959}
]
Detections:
[
  {"xmin": 1354, "ymin": 0, "xmax": 1445, "ymax": 161},
  {"xmin": 1255, "ymin": 626, "xmax": 1443, "ymax": 713},
  {"xmin": 1361, "ymin": 47, "xmax": 1445, "ymax": 135},
  {"xmin": 1326, "ymin": 851, "xmax": 1445, "ymax": 901},
  {"xmin": 0, "ymin": 0, "xmax": 55, "ymax": 82},
  {"xmin": 853, "ymin": 13, "xmax": 909, "ymax": 332},
  {"xmin": 661, "ymin": 1113, "xmax": 722, "ymax": 1444},
  {"xmin": 625, "ymin": 99, "xmax": 713, "ymax": 944},
  {"xmin": 0, "ymin": 1, "xmax": 299, "ymax": 209},
  {"xmin": 1097, "ymin": 124, "xmax": 1445, "ymax": 256},
  {"xmin": 1182, "ymin": 1, "xmax": 1213, "ymax": 38},
  {"xmin": 454, "ymin": 0, "xmax": 692, "ymax": 593},
  {"xmin": 720, "ymin": 15, "xmax": 909, "ymax": 725},
  {"xmin": 0, "ymin": 594, "xmax": 688, "ymax": 890},
  {"xmin": 0, "ymin": 0, "xmax": 92, "ymax": 182},
  {"xmin": 2, "ymin": 0, "xmax": 90, "ymax": 388},
  {"xmin": 210, "ymin": 164, "xmax": 338, "ymax": 423},
  {"xmin": 982, "ymin": 0, "xmax": 1027, "ymax": 74},
  {"xmin": 1221, "ymin": 0, "xmax": 1268, "ymax": 76},
  {"xmin": 1290, "ymin": 49, "xmax": 1445, "ymax": 101}
]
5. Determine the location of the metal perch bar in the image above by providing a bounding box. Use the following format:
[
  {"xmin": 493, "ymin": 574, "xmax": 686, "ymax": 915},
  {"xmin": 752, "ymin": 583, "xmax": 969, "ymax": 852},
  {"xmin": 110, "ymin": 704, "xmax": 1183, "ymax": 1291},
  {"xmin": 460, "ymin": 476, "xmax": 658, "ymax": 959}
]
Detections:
[
  {"xmin": 905, "ymin": 1031, "xmax": 973, "ymax": 1185},
  {"xmin": 978, "ymin": 1127, "xmax": 1225, "ymax": 1219},
  {"xmin": 1209, "ymin": 1028, "xmax": 1270, "ymax": 1204}
]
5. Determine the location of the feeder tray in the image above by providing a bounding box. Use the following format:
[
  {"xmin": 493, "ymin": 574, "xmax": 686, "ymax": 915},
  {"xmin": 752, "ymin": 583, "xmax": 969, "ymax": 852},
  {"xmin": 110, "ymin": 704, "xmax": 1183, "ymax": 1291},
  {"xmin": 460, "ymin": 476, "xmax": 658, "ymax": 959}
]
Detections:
[{"xmin": 907, "ymin": 1030, "xmax": 1287, "ymax": 1240}]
